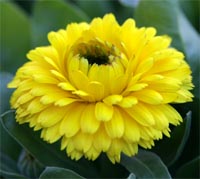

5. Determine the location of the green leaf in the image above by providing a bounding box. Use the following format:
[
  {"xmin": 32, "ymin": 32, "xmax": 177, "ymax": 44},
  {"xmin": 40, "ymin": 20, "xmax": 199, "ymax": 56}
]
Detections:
[
  {"xmin": 121, "ymin": 150, "xmax": 171, "ymax": 179},
  {"xmin": 0, "ymin": 75, "xmax": 22, "ymax": 161},
  {"xmin": 175, "ymin": 156, "xmax": 200, "ymax": 178},
  {"xmin": 17, "ymin": 149, "xmax": 45, "ymax": 178},
  {"xmin": 31, "ymin": 0, "xmax": 90, "ymax": 46},
  {"xmin": 127, "ymin": 173, "xmax": 136, "ymax": 179},
  {"xmin": 74, "ymin": 0, "xmax": 114, "ymax": 18},
  {"xmin": 0, "ymin": 121, "xmax": 22, "ymax": 162},
  {"xmin": 0, "ymin": 152, "xmax": 26, "ymax": 179},
  {"xmin": 94, "ymin": 153, "xmax": 129, "ymax": 178},
  {"xmin": 74, "ymin": 0, "xmax": 134, "ymax": 23},
  {"xmin": 152, "ymin": 111, "xmax": 192, "ymax": 166},
  {"xmin": 0, "ymin": 152, "xmax": 18, "ymax": 173},
  {"xmin": 1, "ymin": 110, "xmax": 99, "ymax": 178},
  {"xmin": 39, "ymin": 166, "xmax": 85, "ymax": 179},
  {"xmin": 179, "ymin": 0, "xmax": 200, "ymax": 32},
  {"xmin": 0, "ymin": 2, "xmax": 31, "ymax": 73},
  {"xmin": 134, "ymin": 0, "xmax": 199, "ymax": 99},
  {"xmin": 0, "ymin": 73, "xmax": 22, "ymax": 161},
  {"xmin": 119, "ymin": 0, "xmax": 140, "ymax": 8},
  {"xmin": 177, "ymin": 10, "xmax": 200, "ymax": 98},
  {"xmin": 135, "ymin": 0, "xmax": 184, "ymax": 52},
  {"xmin": 0, "ymin": 170, "xmax": 27, "ymax": 179},
  {"xmin": 0, "ymin": 72, "xmax": 13, "ymax": 114}
]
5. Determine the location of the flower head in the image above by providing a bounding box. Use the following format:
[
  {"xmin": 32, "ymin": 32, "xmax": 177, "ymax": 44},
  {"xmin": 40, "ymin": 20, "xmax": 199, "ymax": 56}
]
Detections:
[{"xmin": 8, "ymin": 14, "xmax": 194, "ymax": 163}]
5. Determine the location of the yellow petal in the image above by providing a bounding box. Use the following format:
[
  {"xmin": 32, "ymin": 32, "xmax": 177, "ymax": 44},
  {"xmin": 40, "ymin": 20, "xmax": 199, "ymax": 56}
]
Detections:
[
  {"xmin": 122, "ymin": 143, "xmax": 138, "ymax": 157},
  {"xmin": 121, "ymin": 18, "xmax": 136, "ymax": 31},
  {"xmin": 79, "ymin": 57, "xmax": 89, "ymax": 75},
  {"xmin": 81, "ymin": 104, "xmax": 100, "ymax": 133},
  {"xmin": 110, "ymin": 75, "xmax": 128, "ymax": 94},
  {"xmin": 59, "ymin": 103, "xmax": 84, "ymax": 137},
  {"xmin": 44, "ymin": 55, "xmax": 60, "ymax": 70},
  {"xmin": 39, "ymin": 89, "xmax": 73, "ymax": 105},
  {"xmin": 93, "ymin": 125, "xmax": 111, "ymax": 152},
  {"xmin": 135, "ymin": 57, "xmax": 154, "ymax": 74},
  {"xmin": 150, "ymin": 57, "xmax": 182, "ymax": 73},
  {"xmin": 72, "ymin": 90, "xmax": 89, "ymax": 97},
  {"xmin": 89, "ymin": 65, "xmax": 115, "ymax": 96},
  {"xmin": 33, "ymin": 73, "xmax": 58, "ymax": 84},
  {"xmin": 112, "ymin": 60, "xmax": 125, "ymax": 76},
  {"xmin": 70, "ymin": 70, "xmax": 90, "ymax": 91},
  {"xmin": 125, "ymin": 83, "xmax": 148, "ymax": 92},
  {"xmin": 175, "ymin": 89, "xmax": 194, "ymax": 103},
  {"xmin": 48, "ymin": 30, "xmax": 66, "ymax": 58},
  {"xmin": 163, "ymin": 128, "xmax": 171, "ymax": 138},
  {"xmin": 107, "ymin": 138, "xmax": 123, "ymax": 163},
  {"xmin": 139, "ymin": 139, "xmax": 155, "ymax": 149},
  {"xmin": 65, "ymin": 22, "xmax": 89, "ymax": 45},
  {"xmin": 160, "ymin": 92, "xmax": 178, "ymax": 103},
  {"xmin": 66, "ymin": 139, "xmax": 75, "ymax": 153},
  {"xmin": 145, "ymin": 104, "xmax": 169, "ymax": 130},
  {"xmin": 95, "ymin": 102, "xmax": 113, "ymax": 121},
  {"xmin": 87, "ymin": 81, "xmax": 104, "ymax": 101},
  {"xmin": 142, "ymin": 74, "xmax": 164, "ymax": 81},
  {"xmin": 121, "ymin": 111, "xmax": 140, "ymax": 142},
  {"xmin": 134, "ymin": 89, "xmax": 163, "ymax": 104},
  {"xmin": 158, "ymin": 104, "xmax": 182, "ymax": 125},
  {"xmin": 99, "ymin": 65, "xmax": 114, "ymax": 95},
  {"xmin": 27, "ymin": 98, "xmax": 47, "ymax": 114},
  {"xmin": 7, "ymin": 78, "xmax": 21, "ymax": 88},
  {"xmin": 73, "ymin": 132, "xmax": 93, "ymax": 153},
  {"xmin": 117, "ymin": 96, "xmax": 138, "ymax": 108},
  {"xmin": 68, "ymin": 150, "xmax": 83, "ymax": 161},
  {"xmin": 38, "ymin": 106, "xmax": 67, "ymax": 127},
  {"xmin": 88, "ymin": 64, "xmax": 99, "ymax": 81},
  {"xmin": 104, "ymin": 108, "xmax": 124, "ymax": 138},
  {"xmin": 125, "ymin": 74, "xmax": 148, "ymax": 93},
  {"xmin": 67, "ymin": 55, "xmax": 80, "ymax": 80},
  {"xmin": 58, "ymin": 82, "xmax": 76, "ymax": 91},
  {"xmin": 28, "ymin": 114, "xmax": 39, "ymax": 128},
  {"xmin": 55, "ymin": 98, "xmax": 79, "ymax": 107},
  {"xmin": 61, "ymin": 136, "xmax": 69, "ymax": 150},
  {"xmin": 103, "ymin": 95, "xmax": 123, "ymax": 105},
  {"xmin": 125, "ymin": 103, "xmax": 155, "ymax": 126},
  {"xmin": 16, "ymin": 107, "xmax": 30, "ymax": 118},
  {"xmin": 41, "ymin": 122, "xmax": 61, "ymax": 143},
  {"xmin": 50, "ymin": 69, "xmax": 66, "ymax": 81},
  {"xmin": 85, "ymin": 146, "xmax": 100, "ymax": 161},
  {"xmin": 148, "ymin": 77, "xmax": 181, "ymax": 92},
  {"xmin": 15, "ymin": 93, "xmax": 34, "ymax": 106}
]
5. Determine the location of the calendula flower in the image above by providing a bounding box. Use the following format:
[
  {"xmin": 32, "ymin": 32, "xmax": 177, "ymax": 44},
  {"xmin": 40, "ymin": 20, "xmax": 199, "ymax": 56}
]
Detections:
[{"xmin": 8, "ymin": 14, "xmax": 194, "ymax": 163}]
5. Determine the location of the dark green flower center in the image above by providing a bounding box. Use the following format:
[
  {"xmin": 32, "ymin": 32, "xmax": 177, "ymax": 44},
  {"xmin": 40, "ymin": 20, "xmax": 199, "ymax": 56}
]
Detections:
[
  {"xmin": 83, "ymin": 52, "xmax": 109, "ymax": 65},
  {"xmin": 73, "ymin": 40, "xmax": 118, "ymax": 65}
]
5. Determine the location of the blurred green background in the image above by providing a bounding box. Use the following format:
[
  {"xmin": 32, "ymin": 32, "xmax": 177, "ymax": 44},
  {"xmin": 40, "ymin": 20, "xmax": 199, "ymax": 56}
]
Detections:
[{"xmin": 0, "ymin": 0, "xmax": 199, "ymax": 178}]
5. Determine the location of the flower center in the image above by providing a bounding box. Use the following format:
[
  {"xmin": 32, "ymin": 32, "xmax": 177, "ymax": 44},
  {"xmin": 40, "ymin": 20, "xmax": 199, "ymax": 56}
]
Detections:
[
  {"xmin": 83, "ymin": 53, "xmax": 109, "ymax": 65},
  {"xmin": 73, "ymin": 39, "xmax": 119, "ymax": 65}
]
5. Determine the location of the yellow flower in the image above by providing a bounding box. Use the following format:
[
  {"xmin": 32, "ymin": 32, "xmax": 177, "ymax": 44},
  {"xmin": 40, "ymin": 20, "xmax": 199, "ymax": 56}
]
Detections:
[{"xmin": 8, "ymin": 14, "xmax": 194, "ymax": 163}]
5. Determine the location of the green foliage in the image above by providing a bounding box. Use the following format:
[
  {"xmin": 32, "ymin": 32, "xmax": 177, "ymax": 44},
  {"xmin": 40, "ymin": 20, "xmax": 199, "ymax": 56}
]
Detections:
[
  {"xmin": 135, "ymin": 0, "xmax": 200, "ymax": 98},
  {"xmin": 179, "ymin": 0, "xmax": 200, "ymax": 32},
  {"xmin": 121, "ymin": 150, "xmax": 171, "ymax": 178},
  {"xmin": 17, "ymin": 150, "xmax": 45, "ymax": 178},
  {"xmin": 31, "ymin": 0, "xmax": 90, "ymax": 46},
  {"xmin": 1, "ymin": 111, "xmax": 99, "ymax": 178},
  {"xmin": 0, "ymin": 152, "xmax": 26, "ymax": 179},
  {"xmin": 175, "ymin": 156, "xmax": 200, "ymax": 178},
  {"xmin": 0, "ymin": 72, "xmax": 14, "ymax": 114},
  {"xmin": 39, "ymin": 167, "xmax": 85, "ymax": 179},
  {"xmin": 0, "ymin": 2, "xmax": 31, "ymax": 73},
  {"xmin": 152, "ymin": 111, "xmax": 192, "ymax": 166},
  {"xmin": 0, "ymin": 0, "xmax": 199, "ymax": 178}
]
